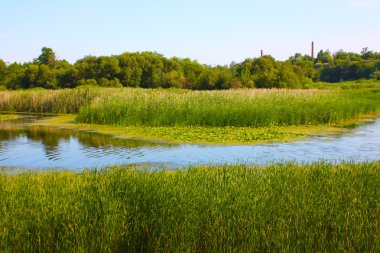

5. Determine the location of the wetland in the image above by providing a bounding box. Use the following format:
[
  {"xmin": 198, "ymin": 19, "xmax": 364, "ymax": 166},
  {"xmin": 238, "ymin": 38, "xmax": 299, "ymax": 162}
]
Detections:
[{"xmin": 0, "ymin": 114, "xmax": 379, "ymax": 169}]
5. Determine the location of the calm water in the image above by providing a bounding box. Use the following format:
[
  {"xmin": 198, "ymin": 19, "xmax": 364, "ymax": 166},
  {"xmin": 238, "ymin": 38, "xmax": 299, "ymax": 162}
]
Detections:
[{"xmin": 0, "ymin": 116, "xmax": 380, "ymax": 170}]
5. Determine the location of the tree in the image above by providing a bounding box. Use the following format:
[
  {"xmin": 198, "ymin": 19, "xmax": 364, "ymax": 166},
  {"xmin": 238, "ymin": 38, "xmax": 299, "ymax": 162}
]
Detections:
[
  {"xmin": 97, "ymin": 56, "xmax": 120, "ymax": 80},
  {"xmin": 181, "ymin": 58, "xmax": 205, "ymax": 89},
  {"xmin": 333, "ymin": 50, "xmax": 350, "ymax": 64},
  {"xmin": 250, "ymin": 56, "xmax": 279, "ymax": 88},
  {"xmin": 23, "ymin": 64, "xmax": 39, "ymax": 88},
  {"xmin": 98, "ymin": 78, "xmax": 123, "ymax": 87},
  {"xmin": 277, "ymin": 62, "xmax": 302, "ymax": 88},
  {"xmin": 36, "ymin": 64, "xmax": 57, "ymax": 88},
  {"xmin": 77, "ymin": 79, "xmax": 98, "ymax": 86},
  {"xmin": 56, "ymin": 66, "xmax": 79, "ymax": 88},
  {"xmin": 316, "ymin": 50, "xmax": 333, "ymax": 64},
  {"xmin": 117, "ymin": 53, "xmax": 142, "ymax": 87},
  {"xmin": 164, "ymin": 70, "xmax": 187, "ymax": 88},
  {"xmin": 215, "ymin": 67, "xmax": 233, "ymax": 89},
  {"xmin": 199, "ymin": 68, "xmax": 218, "ymax": 90},
  {"xmin": 239, "ymin": 59, "xmax": 255, "ymax": 88},
  {"xmin": 5, "ymin": 63, "xmax": 24, "ymax": 89},
  {"xmin": 371, "ymin": 70, "xmax": 380, "ymax": 80},
  {"xmin": 287, "ymin": 54, "xmax": 317, "ymax": 81},
  {"xmin": 37, "ymin": 47, "xmax": 57, "ymax": 67},
  {"xmin": 0, "ymin": 59, "xmax": 7, "ymax": 87},
  {"xmin": 75, "ymin": 56, "xmax": 98, "ymax": 80},
  {"xmin": 138, "ymin": 52, "xmax": 165, "ymax": 88}
]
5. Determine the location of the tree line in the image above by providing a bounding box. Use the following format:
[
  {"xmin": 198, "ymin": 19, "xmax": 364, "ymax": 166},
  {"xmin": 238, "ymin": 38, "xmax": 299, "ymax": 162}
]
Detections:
[{"xmin": 0, "ymin": 47, "xmax": 379, "ymax": 90}]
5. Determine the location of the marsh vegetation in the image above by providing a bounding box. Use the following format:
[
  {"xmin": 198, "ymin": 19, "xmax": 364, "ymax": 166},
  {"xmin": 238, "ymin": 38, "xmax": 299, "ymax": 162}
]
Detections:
[
  {"xmin": 1, "ymin": 65, "xmax": 380, "ymax": 252},
  {"xmin": 1, "ymin": 162, "xmax": 379, "ymax": 252},
  {"xmin": 1, "ymin": 86, "xmax": 380, "ymax": 128}
]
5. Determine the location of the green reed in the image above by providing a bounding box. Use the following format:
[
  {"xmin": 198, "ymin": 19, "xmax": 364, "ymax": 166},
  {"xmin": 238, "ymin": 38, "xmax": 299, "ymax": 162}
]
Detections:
[
  {"xmin": 1, "ymin": 162, "xmax": 379, "ymax": 252},
  {"xmin": 0, "ymin": 86, "xmax": 109, "ymax": 114},
  {"xmin": 1, "ymin": 86, "xmax": 380, "ymax": 127},
  {"xmin": 76, "ymin": 88, "xmax": 380, "ymax": 127}
]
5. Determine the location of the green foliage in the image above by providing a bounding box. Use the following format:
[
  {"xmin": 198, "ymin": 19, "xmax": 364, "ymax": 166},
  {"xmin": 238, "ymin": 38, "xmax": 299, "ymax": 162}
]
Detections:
[
  {"xmin": 4, "ymin": 63, "xmax": 24, "ymax": 89},
  {"xmin": 36, "ymin": 64, "xmax": 57, "ymax": 89},
  {"xmin": 287, "ymin": 53, "xmax": 317, "ymax": 81},
  {"xmin": 37, "ymin": 47, "xmax": 57, "ymax": 67},
  {"xmin": 277, "ymin": 62, "xmax": 302, "ymax": 88},
  {"xmin": 164, "ymin": 70, "xmax": 187, "ymax": 88},
  {"xmin": 1, "ymin": 48, "xmax": 380, "ymax": 90},
  {"xmin": 1, "ymin": 162, "xmax": 380, "ymax": 252},
  {"xmin": 98, "ymin": 78, "xmax": 122, "ymax": 87},
  {"xmin": 371, "ymin": 70, "xmax": 380, "ymax": 80},
  {"xmin": 320, "ymin": 61, "xmax": 377, "ymax": 82},
  {"xmin": 0, "ymin": 60, "xmax": 7, "ymax": 87},
  {"xmin": 316, "ymin": 50, "xmax": 333, "ymax": 64}
]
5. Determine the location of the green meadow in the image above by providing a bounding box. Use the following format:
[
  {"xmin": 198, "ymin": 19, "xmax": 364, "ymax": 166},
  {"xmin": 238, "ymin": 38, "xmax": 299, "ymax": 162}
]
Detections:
[{"xmin": 1, "ymin": 162, "xmax": 379, "ymax": 252}]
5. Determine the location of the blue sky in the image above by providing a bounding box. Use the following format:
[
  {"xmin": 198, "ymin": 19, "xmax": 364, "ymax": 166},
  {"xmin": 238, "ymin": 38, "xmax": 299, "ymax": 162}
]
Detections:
[{"xmin": 1, "ymin": 0, "xmax": 379, "ymax": 65}]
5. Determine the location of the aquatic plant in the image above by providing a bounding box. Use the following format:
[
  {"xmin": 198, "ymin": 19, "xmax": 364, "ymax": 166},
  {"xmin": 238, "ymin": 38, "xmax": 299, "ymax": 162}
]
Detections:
[
  {"xmin": 0, "ymin": 114, "xmax": 20, "ymax": 120},
  {"xmin": 1, "ymin": 162, "xmax": 379, "ymax": 252},
  {"xmin": 76, "ymin": 88, "xmax": 380, "ymax": 127},
  {"xmin": 0, "ymin": 86, "xmax": 108, "ymax": 113},
  {"xmin": 1, "ymin": 87, "xmax": 380, "ymax": 128}
]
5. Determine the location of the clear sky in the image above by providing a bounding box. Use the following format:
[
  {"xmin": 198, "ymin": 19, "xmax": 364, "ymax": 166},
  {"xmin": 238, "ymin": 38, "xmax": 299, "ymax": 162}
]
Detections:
[{"xmin": 1, "ymin": 0, "xmax": 379, "ymax": 65}]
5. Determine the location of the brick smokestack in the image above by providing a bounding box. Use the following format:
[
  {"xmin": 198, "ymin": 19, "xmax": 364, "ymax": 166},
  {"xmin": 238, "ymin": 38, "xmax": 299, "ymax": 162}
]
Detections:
[{"xmin": 311, "ymin": 41, "xmax": 315, "ymax": 62}]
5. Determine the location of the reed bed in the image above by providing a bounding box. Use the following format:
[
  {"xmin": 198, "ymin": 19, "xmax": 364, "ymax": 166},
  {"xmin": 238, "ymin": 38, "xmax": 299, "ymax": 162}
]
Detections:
[
  {"xmin": 1, "ymin": 87, "xmax": 380, "ymax": 127},
  {"xmin": 1, "ymin": 162, "xmax": 379, "ymax": 252},
  {"xmin": 0, "ymin": 87, "xmax": 110, "ymax": 114},
  {"xmin": 77, "ymin": 88, "xmax": 380, "ymax": 127}
]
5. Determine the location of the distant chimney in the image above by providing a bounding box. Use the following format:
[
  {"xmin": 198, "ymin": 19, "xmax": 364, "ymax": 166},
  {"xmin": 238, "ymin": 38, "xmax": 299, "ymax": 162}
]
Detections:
[
  {"xmin": 311, "ymin": 41, "xmax": 315, "ymax": 62},
  {"xmin": 261, "ymin": 49, "xmax": 263, "ymax": 57}
]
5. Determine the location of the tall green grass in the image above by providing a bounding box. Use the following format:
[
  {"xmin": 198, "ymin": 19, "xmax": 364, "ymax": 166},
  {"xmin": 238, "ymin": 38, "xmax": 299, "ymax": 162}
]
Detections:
[
  {"xmin": 1, "ymin": 87, "xmax": 380, "ymax": 127},
  {"xmin": 77, "ymin": 88, "xmax": 380, "ymax": 127},
  {"xmin": 0, "ymin": 86, "xmax": 109, "ymax": 114},
  {"xmin": 1, "ymin": 162, "xmax": 380, "ymax": 252},
  {"xmin": 311, "ymin": 80, "xmax": 380, "ymax": 90}
]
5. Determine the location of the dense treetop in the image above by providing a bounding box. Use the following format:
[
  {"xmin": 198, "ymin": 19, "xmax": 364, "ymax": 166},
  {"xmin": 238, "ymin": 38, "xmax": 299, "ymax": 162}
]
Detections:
[{"xmin": 0, "ymin": 48, "xmax": 379, "ymax": 90}]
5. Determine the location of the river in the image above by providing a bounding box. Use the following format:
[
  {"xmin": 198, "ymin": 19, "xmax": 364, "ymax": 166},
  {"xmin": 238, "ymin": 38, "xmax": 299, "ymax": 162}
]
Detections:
[{"xmin": 0, "ymin": 116, "xmax": 379, "ymax": 170}]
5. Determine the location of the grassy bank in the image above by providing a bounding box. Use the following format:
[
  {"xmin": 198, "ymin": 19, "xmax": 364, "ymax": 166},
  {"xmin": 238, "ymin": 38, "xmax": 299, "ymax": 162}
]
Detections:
[{"xmin": 1, "ymin": 162, "xmax": 380, "ymax": 252}]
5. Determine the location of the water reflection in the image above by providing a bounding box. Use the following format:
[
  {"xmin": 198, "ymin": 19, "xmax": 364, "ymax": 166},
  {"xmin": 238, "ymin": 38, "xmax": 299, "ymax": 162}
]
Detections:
[
  {"xmin": 0, "ymin": 124, "xmax": 172, "ymax": 160},
  {"xmin": 0, "ymin": 116, "xmax": 380, "ymax": 169}
]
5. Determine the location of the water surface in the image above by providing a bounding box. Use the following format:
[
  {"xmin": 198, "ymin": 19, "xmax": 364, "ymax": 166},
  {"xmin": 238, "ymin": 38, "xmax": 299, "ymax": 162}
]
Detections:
[{"xmin": 0, "ymin": 116, "xmax": 379, "ymax": 170}]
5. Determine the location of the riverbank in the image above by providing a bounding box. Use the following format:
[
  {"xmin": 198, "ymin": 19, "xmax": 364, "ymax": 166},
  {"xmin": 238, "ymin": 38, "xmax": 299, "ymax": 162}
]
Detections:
[{"xmin": 1, "ymin": 162, "xmax": 379, "ymax": 252}]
